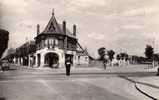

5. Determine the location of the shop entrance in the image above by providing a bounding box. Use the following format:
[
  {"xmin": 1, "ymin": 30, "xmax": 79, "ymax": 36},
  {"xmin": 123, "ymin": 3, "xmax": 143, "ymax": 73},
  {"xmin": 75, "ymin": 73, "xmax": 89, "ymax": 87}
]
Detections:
[{"xmin": 44, "ymin": 53, "xmax": 59, "ymax": 68}]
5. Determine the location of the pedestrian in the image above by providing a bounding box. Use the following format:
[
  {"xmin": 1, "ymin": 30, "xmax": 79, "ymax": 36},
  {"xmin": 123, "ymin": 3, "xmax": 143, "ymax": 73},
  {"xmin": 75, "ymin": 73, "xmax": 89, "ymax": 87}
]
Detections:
[
  {"xmin": 103, "ymin": 59, "xmax": 107, "ymax": 70},
  {"xmin": 65, "ymin": 57, "xmax": 72, "ymax": 76},
  {"xmin": 103, "ymin": 55, "xmax": 108, "ymax": 70}
]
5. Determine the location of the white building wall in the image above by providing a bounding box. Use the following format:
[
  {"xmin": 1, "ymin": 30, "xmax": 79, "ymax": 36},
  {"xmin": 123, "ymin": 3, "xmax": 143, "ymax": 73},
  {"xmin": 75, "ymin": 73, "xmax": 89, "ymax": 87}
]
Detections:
[
  {"xmin": 75, "ymin": 55, "xmax": 89, "ymax": 65},
  {"xmin": 34, "ymin": 46, "xmax": 89, "ymax": 68},
  {"xmin": 35, "ymin": 47, "xmax": 65, "ymax": 68}
]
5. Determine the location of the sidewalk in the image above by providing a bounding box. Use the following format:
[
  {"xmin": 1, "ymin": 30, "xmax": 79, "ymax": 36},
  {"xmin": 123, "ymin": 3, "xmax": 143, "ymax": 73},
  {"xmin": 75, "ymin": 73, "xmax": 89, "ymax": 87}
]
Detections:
[{"xmin": 134, "ymin": 76, "xmax": 159, "ymax": 100}]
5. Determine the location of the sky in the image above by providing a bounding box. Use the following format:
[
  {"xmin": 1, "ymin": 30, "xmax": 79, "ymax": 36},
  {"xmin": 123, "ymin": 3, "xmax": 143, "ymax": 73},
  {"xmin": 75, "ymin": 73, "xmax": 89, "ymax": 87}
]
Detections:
[{"xmin": 1, "ymin": 0, "xmax": 159, "ymax": 58}]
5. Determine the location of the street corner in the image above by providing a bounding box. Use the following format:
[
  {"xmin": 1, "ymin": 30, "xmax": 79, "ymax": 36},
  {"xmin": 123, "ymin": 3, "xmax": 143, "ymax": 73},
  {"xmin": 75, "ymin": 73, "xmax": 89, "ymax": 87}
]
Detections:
[{"xmin": 135, "ymin": 82, "xmax": 159, "ymax": 100}]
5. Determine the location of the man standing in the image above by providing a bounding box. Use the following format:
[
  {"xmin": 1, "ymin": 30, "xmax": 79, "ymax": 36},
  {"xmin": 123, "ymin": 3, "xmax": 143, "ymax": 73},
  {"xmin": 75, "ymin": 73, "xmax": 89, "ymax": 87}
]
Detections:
[
  {"xmin": 65, "ymin": 57, "xmax": 72, "ymax": 76},
  {"xmin": 103, "ymin": 55, "xmax": 108, "ymax": 70},
  {"xmin": 103, "ymin": 59, "xmax": 107, "ymax": 70}
]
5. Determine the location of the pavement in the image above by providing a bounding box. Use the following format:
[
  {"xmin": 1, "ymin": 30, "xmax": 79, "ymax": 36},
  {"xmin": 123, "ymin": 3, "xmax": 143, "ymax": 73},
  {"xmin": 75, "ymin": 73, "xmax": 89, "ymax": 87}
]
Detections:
[
  {"xmin": 0, "ymin": 70, "xmax": 151, "ymax": 100},
  {"xmin": 34, "ymin": 65, "xmax": 159, "ymax": 100},
  {"xmin": 2, "ymin": 64, "xmax": 159, "ymax": 100},
  {"xmin": 115, "ymin": 66, "xmax": 159, "ymax": 100},
  {"xmin": 134, "ymin": 76, "xmax": 159, "ymax": 100}
]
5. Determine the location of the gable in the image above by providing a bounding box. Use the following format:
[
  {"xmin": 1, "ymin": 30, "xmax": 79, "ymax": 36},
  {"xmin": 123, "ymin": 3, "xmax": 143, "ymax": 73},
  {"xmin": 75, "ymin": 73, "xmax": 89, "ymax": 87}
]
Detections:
[
  {"xmin": 40, "ymin": 14, "xmax": 76, "ymax": 39},
  {"xmin": 42, "ymin": 15, "xmax": 63, "ymax": 34}
]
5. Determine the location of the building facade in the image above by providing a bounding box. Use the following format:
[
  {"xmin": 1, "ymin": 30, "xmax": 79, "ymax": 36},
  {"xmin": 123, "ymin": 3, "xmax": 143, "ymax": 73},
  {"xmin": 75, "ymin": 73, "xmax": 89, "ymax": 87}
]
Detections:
[{"xmin": 9, "ymin": 11, "xmax": 89, "ymax": 68}]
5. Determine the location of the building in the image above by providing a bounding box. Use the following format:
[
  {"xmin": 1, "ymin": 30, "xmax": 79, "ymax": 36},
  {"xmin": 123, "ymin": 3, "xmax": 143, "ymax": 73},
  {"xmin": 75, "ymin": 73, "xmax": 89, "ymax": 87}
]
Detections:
[{"xmin": 8, "ymin": 10, "xmax": 90, "ymax": 68}]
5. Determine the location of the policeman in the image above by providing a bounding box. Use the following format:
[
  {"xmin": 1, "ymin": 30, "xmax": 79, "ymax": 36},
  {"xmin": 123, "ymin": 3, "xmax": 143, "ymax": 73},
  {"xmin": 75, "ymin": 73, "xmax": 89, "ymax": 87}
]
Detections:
[{"xmin": 65, "ymin": 57, "xmax": 72, "ymax": 76}]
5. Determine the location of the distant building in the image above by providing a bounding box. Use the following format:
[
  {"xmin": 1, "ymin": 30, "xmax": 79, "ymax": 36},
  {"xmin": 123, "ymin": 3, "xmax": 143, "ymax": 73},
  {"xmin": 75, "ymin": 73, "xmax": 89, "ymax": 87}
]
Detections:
[{"xmin": 7, "ymin": 10, "xmax": 90, "ymax": 68}]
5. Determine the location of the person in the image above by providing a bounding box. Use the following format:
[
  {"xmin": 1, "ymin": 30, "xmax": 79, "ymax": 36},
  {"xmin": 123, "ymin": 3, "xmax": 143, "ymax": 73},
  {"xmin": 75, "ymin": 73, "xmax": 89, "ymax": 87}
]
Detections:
[
  {"xmin": 103, "ymin": 55, "xmax": 108, "ymax": 70},
  {"xmin": 103, "ymin": 58, "xmax": 107, "ymax": 70},
  {"xmin": 65, "ymin": 57, "xmax": 72, "ymax": 76}
]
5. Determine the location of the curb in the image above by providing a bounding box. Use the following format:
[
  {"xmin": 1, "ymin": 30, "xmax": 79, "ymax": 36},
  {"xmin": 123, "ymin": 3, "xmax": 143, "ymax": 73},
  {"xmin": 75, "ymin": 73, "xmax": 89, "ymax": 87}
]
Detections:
[
  {"xmin": 119, "ymin": 76, "xmax": 159, "ymax": 100},
  {"xmin": 135, "ymin": 83, "xmax": 158, "ymax": 100}
]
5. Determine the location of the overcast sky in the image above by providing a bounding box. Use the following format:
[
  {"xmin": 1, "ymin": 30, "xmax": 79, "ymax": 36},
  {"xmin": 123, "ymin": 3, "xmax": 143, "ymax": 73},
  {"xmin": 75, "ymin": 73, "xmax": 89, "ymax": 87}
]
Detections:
[{"xmin": 1, "ymin": 0, "xmax": 159, "ymax": 58}]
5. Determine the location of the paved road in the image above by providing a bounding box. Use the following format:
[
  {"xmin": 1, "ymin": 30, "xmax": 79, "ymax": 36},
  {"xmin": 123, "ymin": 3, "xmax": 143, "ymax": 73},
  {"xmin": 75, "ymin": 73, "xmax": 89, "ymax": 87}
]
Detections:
[
  {"xmin": 0, "ymin": 66, "xmax": 155, "ymax": 100},
  {"xmin": 0, "ymin": 68, "xmax": 156, "ymax": 80}
]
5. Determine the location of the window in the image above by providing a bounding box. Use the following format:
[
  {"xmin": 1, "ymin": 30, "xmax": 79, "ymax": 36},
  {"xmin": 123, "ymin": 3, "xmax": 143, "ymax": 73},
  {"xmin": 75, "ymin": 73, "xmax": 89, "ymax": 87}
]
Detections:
[
  {"xmin": 55, "ymin": 39, "xmax": 58, "ymax": 46},
  {"xmin": 45, "ymin": 39, "xmax": 48, "ymax": 47},
  {"xmin": 45, "ymin": 38, "xmax": 58, "ymax": 49}
]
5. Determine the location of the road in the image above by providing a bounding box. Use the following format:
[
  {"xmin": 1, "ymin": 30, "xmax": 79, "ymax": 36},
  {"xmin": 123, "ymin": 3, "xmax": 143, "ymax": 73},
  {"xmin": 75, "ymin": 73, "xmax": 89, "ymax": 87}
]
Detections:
[{"xmin": 0, "ymin": 65, "xmax": 156, "ymax": 100}]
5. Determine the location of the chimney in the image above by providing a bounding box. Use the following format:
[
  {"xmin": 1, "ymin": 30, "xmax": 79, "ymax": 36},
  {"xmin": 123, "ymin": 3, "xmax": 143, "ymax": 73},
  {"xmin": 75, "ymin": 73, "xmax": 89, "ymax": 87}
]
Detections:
[
  {"xmin": 37, "ymin": 24, "xmax": 40, "ymax": 35},
  {"xmin": 63, "ymin": 20, "xmax": 67, "ymax": 51},
  {"xmin": 73, "ymin": 24, "xmax": 76, "ymax": 36},
  {"xmin": 63, "ymin": 21, "xmax": 66, "ymax": 35}
]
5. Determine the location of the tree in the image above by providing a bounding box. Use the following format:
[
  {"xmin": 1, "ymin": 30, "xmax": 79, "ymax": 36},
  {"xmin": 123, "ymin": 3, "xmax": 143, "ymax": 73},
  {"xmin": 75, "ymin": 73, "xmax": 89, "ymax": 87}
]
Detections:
[
  {"xmin": 154, "ymin": 54, "xmax": 159, "ymax": 61},
  {"xmin": 98, "ymin": 47, "xmax": 106, "ymax": 60},
  {"xmin": 107, "ymin": 50, "xmax": 115, "ymax": 61},
  {"xmin": 121, "ymin": 53, "xmax": 129, "ymax": 60},
  {"xmin": 131, "ymin": 55, "xmax": 146, "ymax": 64},
  {"xmin": 0, "ymin": 29, "xmax": 9, "ymax": 59},
  {"xmin": 116, "ymin": 52, "xmax": 129, "ymax": 60},
  {"xmin": 116, "ymin": 54, "xmax": 120, "ymax": 60},
  {"xmin": 145, "ymin": 45, "xmax": 154, "ymax": 61}
]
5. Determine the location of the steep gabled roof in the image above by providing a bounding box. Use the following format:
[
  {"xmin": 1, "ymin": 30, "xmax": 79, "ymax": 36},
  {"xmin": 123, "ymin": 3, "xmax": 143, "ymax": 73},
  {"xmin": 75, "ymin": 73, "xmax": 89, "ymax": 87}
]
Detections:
[
  {"xmin": 42, "ymin": 14, "xmax": 63, "ymax": 34},
  {"xmin": 58, "ymin": 24, "xmax": 76, "ymax": 38},
  {"xmin": 40, "ymin": 13, "xmax": 76, "ymax": 38}
]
